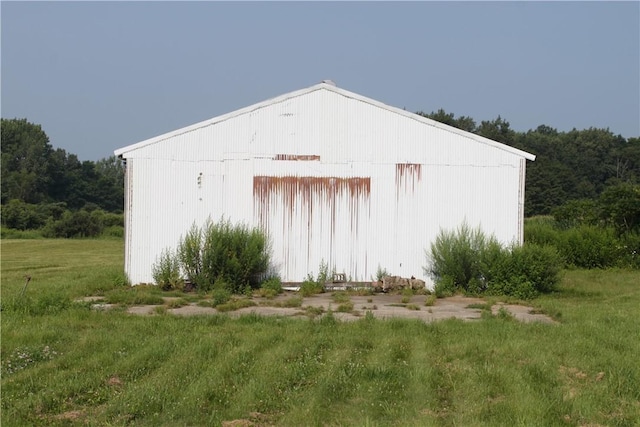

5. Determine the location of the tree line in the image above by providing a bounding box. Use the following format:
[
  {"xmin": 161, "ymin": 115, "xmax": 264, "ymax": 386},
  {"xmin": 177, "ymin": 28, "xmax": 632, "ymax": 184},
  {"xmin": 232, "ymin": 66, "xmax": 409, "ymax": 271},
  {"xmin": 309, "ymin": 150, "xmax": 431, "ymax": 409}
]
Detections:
[
  {"xmin": 1, "ymin": 118, "xmax": 123, "ymax": 211},
  {"xmin": 2, "ymin": 114, "xmax": 639, "ymax": 234},
  {"xmin": 1, "ymin": 118, "xmax": 124, "ymax": 236}
]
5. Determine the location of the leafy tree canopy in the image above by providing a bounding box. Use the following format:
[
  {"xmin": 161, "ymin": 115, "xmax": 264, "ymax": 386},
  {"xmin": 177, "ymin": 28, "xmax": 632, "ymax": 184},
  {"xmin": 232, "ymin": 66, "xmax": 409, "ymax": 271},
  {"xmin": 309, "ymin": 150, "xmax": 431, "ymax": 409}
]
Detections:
[{"xmin": 1, "ymin": 118, "xmax": 124, "ymax": 212}]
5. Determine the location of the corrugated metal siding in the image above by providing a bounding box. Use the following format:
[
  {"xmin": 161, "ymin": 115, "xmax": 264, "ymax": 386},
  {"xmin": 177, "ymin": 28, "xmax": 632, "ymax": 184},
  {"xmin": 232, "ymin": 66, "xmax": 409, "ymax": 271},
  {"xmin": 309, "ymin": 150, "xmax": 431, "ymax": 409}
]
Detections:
[{"xmin": 120, "ymin": 87, "xmax": 527, "ymax": 286}]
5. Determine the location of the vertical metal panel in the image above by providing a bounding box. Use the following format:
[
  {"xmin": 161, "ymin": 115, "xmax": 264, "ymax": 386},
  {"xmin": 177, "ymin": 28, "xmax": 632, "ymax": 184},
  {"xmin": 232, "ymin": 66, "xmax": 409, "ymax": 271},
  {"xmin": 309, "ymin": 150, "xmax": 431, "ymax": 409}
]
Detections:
[
  {"xmin": 120, "ymin": 87, "xmax": 529, "ymax": 286},
  {"xmin": 518, "ymin": 158, "xmax": 526, "ymax": 244},
  {"xmin": 123, "ymin": 159, "xmax": 133, "ymax": 279}
]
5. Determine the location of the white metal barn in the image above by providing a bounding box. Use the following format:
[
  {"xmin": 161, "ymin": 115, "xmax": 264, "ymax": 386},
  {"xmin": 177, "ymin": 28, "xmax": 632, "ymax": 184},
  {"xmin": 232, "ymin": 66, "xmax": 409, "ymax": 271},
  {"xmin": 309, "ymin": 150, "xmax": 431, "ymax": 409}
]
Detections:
[{"xmin": 115, "ymin": 81, "xmax": 535, "ymax": 287}]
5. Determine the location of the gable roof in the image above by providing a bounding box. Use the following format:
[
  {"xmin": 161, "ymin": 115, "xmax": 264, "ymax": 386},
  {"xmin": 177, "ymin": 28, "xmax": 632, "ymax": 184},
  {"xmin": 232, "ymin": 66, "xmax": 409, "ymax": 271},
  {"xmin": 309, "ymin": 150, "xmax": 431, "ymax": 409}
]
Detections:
[{"xmin": 115, "ymin": 82, "xmax": 536, "ymax": 161}]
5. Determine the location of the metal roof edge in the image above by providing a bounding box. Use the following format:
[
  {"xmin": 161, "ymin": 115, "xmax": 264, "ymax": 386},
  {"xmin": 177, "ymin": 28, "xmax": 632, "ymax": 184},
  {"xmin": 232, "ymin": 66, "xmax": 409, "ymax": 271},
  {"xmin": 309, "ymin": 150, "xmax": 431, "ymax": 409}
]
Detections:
[
  {"xmin": 323, "ymin": 84, "xmax": 536, "ymax": 161},
  {"xmin": 114, "ymin": 83, "xmax": 330, "ymax": 156},
  {"xmin": 114, "ymin": 82, "xmax": 536, "ymax": 161}
]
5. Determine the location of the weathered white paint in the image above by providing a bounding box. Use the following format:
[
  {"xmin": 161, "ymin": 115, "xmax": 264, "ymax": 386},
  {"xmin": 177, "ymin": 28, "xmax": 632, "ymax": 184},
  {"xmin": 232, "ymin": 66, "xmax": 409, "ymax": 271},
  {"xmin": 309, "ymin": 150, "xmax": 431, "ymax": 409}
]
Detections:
[{"xmin": 116, "ymin": 82, "xmax": 535, "ymax": 286}]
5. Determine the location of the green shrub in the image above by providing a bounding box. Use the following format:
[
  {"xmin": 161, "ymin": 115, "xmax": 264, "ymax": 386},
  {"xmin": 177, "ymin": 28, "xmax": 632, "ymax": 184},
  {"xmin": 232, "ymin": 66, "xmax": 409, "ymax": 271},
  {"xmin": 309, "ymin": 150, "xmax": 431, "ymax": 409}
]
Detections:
[
  {"xmin": 552, "ymin": 199, "xmax": 601, "ymax": 228},
  {"xmin": 376, "ymin": 264, "xmax": 389, "ymax": 282},
  {"xmin": 332, "ymin": 292, "xmax": 351, "ymax": 304},
  {"xmin": 300, "ymin": 279, "xmax": 324, "ymax": 297},
  {"xmin": 524, "ymin": 216, "xmax": 559, "ymax": 246},
  {"xmin": 42, "ymin": 209, "xmax": 104, "ymax": 238},
  {"xmin": 261, "ymin": 277, "xmax": 282, "ymax": 295},
  {"xmin": 487, "ymin": 244, "xmax": 562, "ymax": 298},
  {"xmin": 0, "ymin": 226, "xmax": 43, "ymax": 239},
  {"xmin": 433, "ymin": 276, "xmax": 455, "ymax": 298},
  {"xmin": 316, "ymin": 259, "xmax": 329, "ymax": 284},
  {"xmin": 426, "ymin": 223, "xmax": 491, "ymax": 293},
  {"xmin": 336, "ymin": 301, "xmax": 354, "ymax": 313},
  {"xmin": 477, "ymin": 239, "xmax": 510, "ymax": 288},
  {"xmin": 375, "ymin": 264, "xmax": 389, "ymax": 281},
  {"xmin": 1, "ymin": 199, "xmax": 47, "ymax": 230},
  {"xmin": 101, "ymin": 225, "xmax": 124, "ymax": 238},
  {"xmin": 177, "ymin": 223, "xmax": 204, "ymax": 287},
  {"xmin": 424, "ymin": 294, "xmax": 437, "ymax": 306},
  {"xmin": 556, "ymin": 225, "xmax": 620, "ymax": 268},
  {"xmin": 426, "ymin": 224, "xmax": 563, "ymax": 299},
  {"xmin": 202, "ymin": 218, "xmax": 271, "ymax": 292},
  {"xmin": 176, "ymin": 218, "xmax": 272, "ymax": 293},
  {"xmin": 258, "ymin": 288, "xmax": 278, "ymax": 299},
  {"xmin": 152, "ymin": 248, "xmax": 183, "ymax": 291},
  {"xmin": 212, "ymin": 277, "xmax": 231, "ymax": 292},
  {"xmin": 211, "ymin": 289, "xmax": 232, "ymax": 307},
  {"xmin": 101, "ymin": 212, "xmax": 124, "ymax": 228},
  {"xmin": 525, "ymin": 217, "xmax": 636, "ymax": 269},
  {"xmin": 599, "ymin": 182, "xmax": 640, "ymax": 234}
]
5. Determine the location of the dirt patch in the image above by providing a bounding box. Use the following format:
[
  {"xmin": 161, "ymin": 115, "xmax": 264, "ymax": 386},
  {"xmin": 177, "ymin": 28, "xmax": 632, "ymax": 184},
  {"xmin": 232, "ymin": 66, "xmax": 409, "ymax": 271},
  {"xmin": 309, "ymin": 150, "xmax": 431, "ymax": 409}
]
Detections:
[{"xmin": 116, "ymin": 292, "xmax": 556, "ymax": 324}]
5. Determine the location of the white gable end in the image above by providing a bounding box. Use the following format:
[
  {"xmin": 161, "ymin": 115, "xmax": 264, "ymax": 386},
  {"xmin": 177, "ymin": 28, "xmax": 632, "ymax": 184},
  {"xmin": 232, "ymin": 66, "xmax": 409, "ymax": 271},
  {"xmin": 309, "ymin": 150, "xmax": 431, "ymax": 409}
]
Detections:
[{"xmin": 115, "ymin": 82, "xmax": 535, "ymax": 286}]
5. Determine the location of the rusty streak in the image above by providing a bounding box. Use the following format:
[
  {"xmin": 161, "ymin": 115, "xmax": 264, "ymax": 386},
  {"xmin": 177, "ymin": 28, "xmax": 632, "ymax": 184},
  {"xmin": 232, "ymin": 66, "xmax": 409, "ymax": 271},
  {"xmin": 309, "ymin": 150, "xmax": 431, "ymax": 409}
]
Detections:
[
  {"xmin": 253, "ymin": 176, "xmax": 371, "ymax": 258},
  {"xmin": 395, "ymin": 163, "xmax": 422, "ymax": 199},
  {"xmin": 274, "ymin": 154, "xmax": 321, "ymax": 161}
]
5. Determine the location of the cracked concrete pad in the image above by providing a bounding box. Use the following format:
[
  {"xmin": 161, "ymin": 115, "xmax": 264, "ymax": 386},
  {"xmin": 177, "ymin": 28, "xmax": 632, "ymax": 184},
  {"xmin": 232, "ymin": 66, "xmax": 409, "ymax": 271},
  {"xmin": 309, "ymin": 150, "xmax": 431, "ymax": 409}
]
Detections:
[{"xmin": 91, "ymin": 292, "xmax": 555, "ymax": 324}]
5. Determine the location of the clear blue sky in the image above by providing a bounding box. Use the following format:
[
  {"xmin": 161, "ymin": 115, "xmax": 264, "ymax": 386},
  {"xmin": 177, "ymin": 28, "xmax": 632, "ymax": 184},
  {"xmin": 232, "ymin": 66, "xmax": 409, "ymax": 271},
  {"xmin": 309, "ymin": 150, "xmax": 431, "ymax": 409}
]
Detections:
[{"xmin": 2, "ymin": 1, "xmax": 639, "ymax": 161}]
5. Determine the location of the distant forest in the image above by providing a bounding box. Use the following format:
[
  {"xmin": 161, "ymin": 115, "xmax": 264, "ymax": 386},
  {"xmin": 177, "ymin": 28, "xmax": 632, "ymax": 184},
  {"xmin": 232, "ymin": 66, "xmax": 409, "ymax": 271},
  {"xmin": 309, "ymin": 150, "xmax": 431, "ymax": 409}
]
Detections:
[
  {"xmin": 2, "ymin": 118, "xmax": 123, "ymax": 212},
  {"xmin": 2, "ymin": 114, "xmax": 639, "ymax": 224}
]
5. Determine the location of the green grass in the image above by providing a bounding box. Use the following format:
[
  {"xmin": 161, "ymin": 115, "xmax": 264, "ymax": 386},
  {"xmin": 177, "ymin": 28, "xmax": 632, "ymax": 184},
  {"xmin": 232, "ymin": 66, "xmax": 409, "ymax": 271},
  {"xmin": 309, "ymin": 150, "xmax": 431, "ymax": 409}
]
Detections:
[{"xmin": 2, "ymin": 239, "xmax": 640, "ymax": 426}]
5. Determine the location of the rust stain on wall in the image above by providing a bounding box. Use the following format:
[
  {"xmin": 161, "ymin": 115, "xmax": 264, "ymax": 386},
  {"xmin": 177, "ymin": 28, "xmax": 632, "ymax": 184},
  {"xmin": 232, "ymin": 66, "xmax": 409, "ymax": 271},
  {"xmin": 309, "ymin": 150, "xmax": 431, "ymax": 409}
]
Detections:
[
  {"xmin": 274, "ymin": 154, "xmax": 320, "ymax": 161},
  {"xmin": 253, "ymin": 176, "xmax": 371, "ymax": 254},
  {"xmin": 395, "ymin": 163, "xmax": 422, "ymax": 199}
]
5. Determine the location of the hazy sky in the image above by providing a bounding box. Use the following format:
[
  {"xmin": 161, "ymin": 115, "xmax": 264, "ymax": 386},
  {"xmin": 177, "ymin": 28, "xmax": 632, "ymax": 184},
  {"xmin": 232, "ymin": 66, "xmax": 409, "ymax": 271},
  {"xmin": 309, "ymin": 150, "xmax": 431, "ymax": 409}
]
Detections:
[{"xmin": 2, "ymin": 1, "xmax": 639, "ymax": 161}]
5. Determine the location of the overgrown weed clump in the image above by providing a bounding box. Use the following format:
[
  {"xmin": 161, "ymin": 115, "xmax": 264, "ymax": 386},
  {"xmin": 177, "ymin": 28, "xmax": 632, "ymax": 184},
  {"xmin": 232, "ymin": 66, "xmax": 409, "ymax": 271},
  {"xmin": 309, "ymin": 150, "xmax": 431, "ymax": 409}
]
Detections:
[
  {"xmin": 426, "ymin": 223, "xmax": 562, "ymax": 299},
  {"xmin": 152, "ymin": 217, "xmax": 273, "ymax": 293}
]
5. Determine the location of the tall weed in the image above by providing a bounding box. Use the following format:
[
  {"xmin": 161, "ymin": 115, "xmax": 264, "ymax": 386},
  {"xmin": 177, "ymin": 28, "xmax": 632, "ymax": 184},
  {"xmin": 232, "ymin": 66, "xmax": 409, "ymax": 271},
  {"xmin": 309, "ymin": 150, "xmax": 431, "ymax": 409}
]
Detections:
[
  {"xmin": 176, "ymin": 218, "xmax": 271, "ymax": 292},
  {"xmin": 426, "ymin": 223, "xmax": 490, "ymax": 293},
  {"xmin": 426, "ymin": 223, "xmax": 562, "ymax": 298},
  {"xmin": 485, "ymin": 244, "xmax": 562, "ymax": 299},
  {"xmin": 152, "ymin": 248, "xmax": 183, "ymax": 290},
  {"xmin": 261, "ymin": 277, "xmax": 283, "ymax": 295},
  {"xmin": 177, "ymin": 223, "xmax": 204, "ymax": 286}
]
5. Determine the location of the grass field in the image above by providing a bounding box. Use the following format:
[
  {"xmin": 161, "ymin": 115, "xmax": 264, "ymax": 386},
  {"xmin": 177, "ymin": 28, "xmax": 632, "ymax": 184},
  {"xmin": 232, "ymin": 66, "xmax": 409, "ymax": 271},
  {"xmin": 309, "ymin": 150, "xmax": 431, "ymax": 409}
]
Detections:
[{"xmin": 1, "ymin": 239, "xmax": 639, "ymax": 426}]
